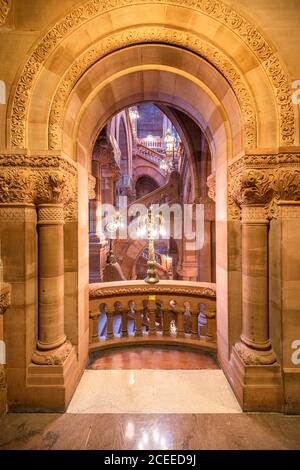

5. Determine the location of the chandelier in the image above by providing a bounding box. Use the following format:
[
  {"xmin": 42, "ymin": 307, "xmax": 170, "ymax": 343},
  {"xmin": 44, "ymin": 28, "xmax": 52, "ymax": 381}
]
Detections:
[{"xmin": 137, "ymin": 206, "xmax": 166, "ymax": 284}]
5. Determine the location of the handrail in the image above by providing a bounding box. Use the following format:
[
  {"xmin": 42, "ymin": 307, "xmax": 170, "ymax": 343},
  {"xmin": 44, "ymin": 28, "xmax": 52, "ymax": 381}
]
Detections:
[{"xmin": 89, "ymin": 280, "xmax": 217, "ymax": 352}]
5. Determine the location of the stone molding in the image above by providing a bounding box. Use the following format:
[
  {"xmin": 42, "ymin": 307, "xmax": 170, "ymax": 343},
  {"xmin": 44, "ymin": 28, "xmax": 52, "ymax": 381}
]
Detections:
[
  {"xmin": 0, "ymin": 283, "xmax": 10, "ymax": 316},
  {"xmin": 89, "ymin": 283, "xmax": 216, "ymax": 300},
  {"xmin": 0, "ymin": 154, "xmax": 78, "ymax": 220},
  {"xmin": 8, "ymin": 0, "xmax": 295, "ymax": 148},
  {"xmin": 0, "ymin": 204, "xmax": 37, "ymax": 222},
  {"xmin": 0, "ymin": 0, "xmax": 10, "ymax": 26},
  {"xmin": 228, "ymin": 153, "xmax": 300, "ymax": 220}
]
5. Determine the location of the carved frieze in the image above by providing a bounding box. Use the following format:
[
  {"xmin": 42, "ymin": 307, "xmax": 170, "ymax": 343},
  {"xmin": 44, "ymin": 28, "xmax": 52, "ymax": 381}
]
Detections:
[
  {"xmin": 0, "ymin": 0, "xmax": 10, "ymax": 26},
  {"xmin": 0, "ymin": 154, "xmax": 78, "ymax": 220},
  {"xmin": 9, "ymin": 0, "xmax": 295, "ymax": 149}
]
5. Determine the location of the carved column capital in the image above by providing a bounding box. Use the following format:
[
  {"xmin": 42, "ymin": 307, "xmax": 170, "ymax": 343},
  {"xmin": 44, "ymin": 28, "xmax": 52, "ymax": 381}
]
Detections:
[
  {"xmin": 230, "ymin": 169, "xmax": 274, "ymax": 207},
  {"xmin": 0, "ymin": 154, "xmax": 78, "ymax": 221}
]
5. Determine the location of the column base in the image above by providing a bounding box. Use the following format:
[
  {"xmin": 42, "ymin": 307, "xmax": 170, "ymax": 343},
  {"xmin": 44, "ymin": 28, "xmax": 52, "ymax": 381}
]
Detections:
[
  {"xmin": 32, "ymin": 340, "xmax": 73, "ymax": 365},
  {"xmin": 234, "ymin": 341, "xmax": 276, "ymax": 365},
  {"xmin": 229, "ymin": 344, "xmax": 284, "ymax": 412}
]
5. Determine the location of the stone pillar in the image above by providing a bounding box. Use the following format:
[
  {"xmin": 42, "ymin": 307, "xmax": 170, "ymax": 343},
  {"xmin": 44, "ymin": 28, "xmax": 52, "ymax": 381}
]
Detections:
[
  {"xmin": 32, "ymin": 203, "xmax": 72, "ymax": 364},
  {"xmin": 0, "ymin": 283, "xmax": 10, "ymax": 415},
  {"xmin": 235, "ymin": 205, "xmax": 276, "ymax": 363},
  {"xmin": 230, "ymin": 168, "xmax": 283, "ymax": 412},
  {"xmin": 101, "ymin": 164, "xmax": 120, "ymax": 206}
]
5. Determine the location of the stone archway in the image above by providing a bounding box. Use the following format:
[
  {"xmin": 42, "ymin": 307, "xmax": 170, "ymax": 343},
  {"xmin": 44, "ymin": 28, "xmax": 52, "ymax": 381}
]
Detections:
[{"xmin": 1, "ymin": 0, "xmax": 299, "ymax": 414}]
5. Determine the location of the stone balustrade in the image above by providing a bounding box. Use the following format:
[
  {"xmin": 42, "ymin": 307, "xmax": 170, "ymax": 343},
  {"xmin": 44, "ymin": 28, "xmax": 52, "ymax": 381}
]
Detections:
[{"xmin": 89, "ymin": 280, "xmax": 216, "ymax": 352}]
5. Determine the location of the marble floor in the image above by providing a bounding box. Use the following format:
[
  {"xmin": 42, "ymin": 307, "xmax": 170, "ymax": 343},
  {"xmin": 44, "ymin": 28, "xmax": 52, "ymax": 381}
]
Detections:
[
  {"xmin": 1, "ymin": 348, "xmax": 300, "ymax": 450},
  {"xmin": 67, "ymin": 369, "xmax": 241, "ymax": 414},
  {"xmin": 1, "ymin": 413, "xmax": 300, "ymax": 450}
]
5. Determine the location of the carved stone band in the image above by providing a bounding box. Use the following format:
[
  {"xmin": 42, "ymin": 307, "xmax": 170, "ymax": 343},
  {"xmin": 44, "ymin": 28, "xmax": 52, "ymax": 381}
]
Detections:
[{"xmin": 38, "ymin": 204, "xmax": 64, "ymax": 225}]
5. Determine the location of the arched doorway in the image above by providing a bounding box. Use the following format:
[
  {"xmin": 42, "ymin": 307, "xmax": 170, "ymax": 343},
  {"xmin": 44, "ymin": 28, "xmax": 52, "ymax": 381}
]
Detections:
[{"xmin": 2, "ymin": 0, "xmax": 297, "ymax": 414}]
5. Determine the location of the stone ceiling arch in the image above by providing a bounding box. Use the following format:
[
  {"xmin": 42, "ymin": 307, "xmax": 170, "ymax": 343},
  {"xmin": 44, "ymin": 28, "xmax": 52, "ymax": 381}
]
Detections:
[{"xmin": 7, "ymin": 0, "xmax": 297, "ymax": 150}]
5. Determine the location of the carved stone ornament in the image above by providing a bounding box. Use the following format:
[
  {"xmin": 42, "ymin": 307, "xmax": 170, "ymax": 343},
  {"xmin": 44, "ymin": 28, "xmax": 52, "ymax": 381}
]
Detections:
[
  {"xmin": 9, "ymin": 0, "xmax": 295, "ymax": 149},
  {"xmin": 0, "ymin": 283, "xmax": 11, "ymax": 315},
  {"xmin": 0, "ymin": 0, "xmax": 10, "ymax": 26},
  {"xmin": 88, "ymin": 174, "xmax": 96, "ymax": 200},
  {"xmin": 0, "ymin": 154, "xmax": 78, "ymax": 220}
]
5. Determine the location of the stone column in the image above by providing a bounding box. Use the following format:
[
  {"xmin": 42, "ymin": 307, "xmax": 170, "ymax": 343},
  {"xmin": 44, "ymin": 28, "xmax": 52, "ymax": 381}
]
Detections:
[
  {"xmin": 230, "ymin": 168, "xmax": 282, "ymax": 412},
  {"xmin": 0, "ymin": 283, "xmax": 10, "ymax": 415},
  {"xmin": 235, "ymin": 205, "xmax": 275, "ymax": 362},
  {"xmin": 32, "ymin": 203, "xmax": 72, "ymax": 365},
  {"xmin": 101, "ymin": 164, "xmax": 120, "ymax": 206}
]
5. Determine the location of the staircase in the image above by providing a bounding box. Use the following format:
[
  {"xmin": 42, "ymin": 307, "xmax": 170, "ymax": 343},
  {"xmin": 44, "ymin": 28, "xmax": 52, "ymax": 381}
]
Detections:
[{"xmin": 114, "ymin": 170, "xmax": 181, "ymax": 279}]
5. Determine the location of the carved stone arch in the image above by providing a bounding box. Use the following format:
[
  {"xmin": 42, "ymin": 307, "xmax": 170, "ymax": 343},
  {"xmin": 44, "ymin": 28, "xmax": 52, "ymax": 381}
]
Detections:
[
  {"xmin": 46, "ymin": 29, "xmax": 258, "ymax": 151},
  {"xmin": 7, "ymin": 0, "xmax": 296, "ymax": 150}
]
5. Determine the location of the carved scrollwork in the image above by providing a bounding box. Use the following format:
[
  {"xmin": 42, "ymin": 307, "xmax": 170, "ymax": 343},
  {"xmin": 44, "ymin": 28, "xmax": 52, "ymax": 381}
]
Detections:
[
  {"xmin": 88, "ymin": 174, "xmax": 96, "ymax": 200},
  {"xmin": 9, "ymin": 0, "xmax": 295, "ymax": 149}
]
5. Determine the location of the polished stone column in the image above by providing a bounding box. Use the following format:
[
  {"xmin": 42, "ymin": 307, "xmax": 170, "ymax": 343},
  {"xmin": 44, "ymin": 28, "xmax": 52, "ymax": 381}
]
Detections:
[
  {"xmin": 234, "ymin": 205, "xmax": 276, "ymax": 364},
  {"xmin": 32, "ymin": 203, "xmax": 71, "ymax": 365}
]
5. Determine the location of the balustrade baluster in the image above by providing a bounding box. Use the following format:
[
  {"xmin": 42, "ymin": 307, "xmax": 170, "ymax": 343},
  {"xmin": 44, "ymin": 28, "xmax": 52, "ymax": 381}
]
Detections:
[
  {"xmin": 162, "ymin": 306, "xmax": 170, "ymax": 336},
  {"xmin": 148, "ymin": 299, "xmax": 156, "ymax": 336},
  {"xmin": 176, "ymin": 307, "xmax": 184, "ymax": 338},
  {"xmin": 135, "ymin": 300, "xmax": 144, "ymax": 337},
  {"xmin": 121, "ymin": 304, "xmax": 128, "ymax": 337},
  {"xmin": 89, "ymin": 313, "xmax": 99, "ymax": 342},
  {"xmin": 190, "ymin": 305, "xmax": 200, "ymax": 339},
  {"xmin": 205, "ymin": 307, "xmax": 216, "ymax": 342},
  {"xmin": 106, "ymin": 307, "xmax": 114, "ymax": 339}
]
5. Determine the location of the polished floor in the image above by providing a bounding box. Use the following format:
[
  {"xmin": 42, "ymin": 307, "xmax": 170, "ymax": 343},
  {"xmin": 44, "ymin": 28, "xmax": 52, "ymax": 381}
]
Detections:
[
  {"xmin": 1, "ymin": 348, "xmax": 300, "ymax": 450},
  {"xmin": 89, "ymin": 346, "xmax": 219, "ymax": 370},
  {"xmin": 1, "ymin": 413, "xmax": 300, "ymax": 450}
]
